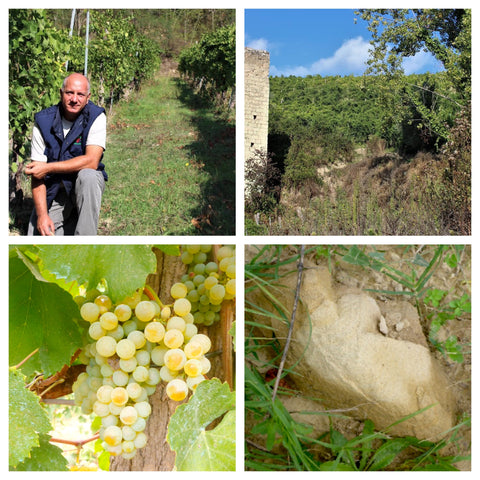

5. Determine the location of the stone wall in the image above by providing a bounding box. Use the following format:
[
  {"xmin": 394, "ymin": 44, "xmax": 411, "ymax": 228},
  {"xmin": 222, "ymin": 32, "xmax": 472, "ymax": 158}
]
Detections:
[{"xmin": 244, "ymin": 47, "xmax": 270, "ymax": 161}]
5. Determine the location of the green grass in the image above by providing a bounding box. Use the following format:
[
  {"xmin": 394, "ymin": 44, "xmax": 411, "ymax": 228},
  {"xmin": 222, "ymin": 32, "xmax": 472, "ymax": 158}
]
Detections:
[{"xmin": 100, "ymin": 74, "xmax": 235, "ymax": 235}]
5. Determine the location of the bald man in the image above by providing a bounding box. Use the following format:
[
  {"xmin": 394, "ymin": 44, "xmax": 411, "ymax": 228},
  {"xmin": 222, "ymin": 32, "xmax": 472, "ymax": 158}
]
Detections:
[{"xmin": 26, "ymin": 73, "xmax": 107, "ymax": 236}]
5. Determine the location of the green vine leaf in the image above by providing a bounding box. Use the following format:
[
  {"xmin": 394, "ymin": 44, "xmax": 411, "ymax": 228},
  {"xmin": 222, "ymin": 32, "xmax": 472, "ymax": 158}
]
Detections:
[
  {"xmin": 35, "ymin": 245, "xmax": 157, "ymax": 302},
  {"xmin": 167, "ymin": 379, "xmax": 235, "ymax": 471},
  {"xmin": 9, "ymin": 253, "xmax": 83, "ymax": 377},
  {"xmin": 12, "ymin": 434, "xmax": 68, "ymax": 471},
  {"xmin": 9, "ymin": 368, "xmax": 52, "ymax": 468}
]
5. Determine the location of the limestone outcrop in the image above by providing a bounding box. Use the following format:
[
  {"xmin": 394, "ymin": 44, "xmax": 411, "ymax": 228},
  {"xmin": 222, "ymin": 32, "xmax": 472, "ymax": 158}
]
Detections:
[{"xmin": 249, "ymin": 258, "xmax": 455, "ymax": 440}]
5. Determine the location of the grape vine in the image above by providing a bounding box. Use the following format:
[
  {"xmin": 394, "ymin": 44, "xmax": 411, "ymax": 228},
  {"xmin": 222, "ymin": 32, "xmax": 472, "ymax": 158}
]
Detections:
[
  {"xmin": 178, "ymin": 24, "xmax": 235, "ymax": 104},
  {"xmin": 9, "ymin": 245, "xmax": 235, "ymax": 471}
]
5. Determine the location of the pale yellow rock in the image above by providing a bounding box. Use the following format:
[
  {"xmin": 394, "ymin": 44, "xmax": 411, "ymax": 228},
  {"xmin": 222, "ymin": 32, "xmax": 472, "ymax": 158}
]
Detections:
[{"xmin": 248, "ymin": 258, "xmax": 455, "ymax": 440}]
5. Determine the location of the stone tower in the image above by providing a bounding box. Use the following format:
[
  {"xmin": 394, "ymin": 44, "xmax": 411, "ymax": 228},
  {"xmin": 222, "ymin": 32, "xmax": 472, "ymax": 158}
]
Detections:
[{"xmin": 244, "ymin": 47, "xmax": 270, "ymax": 162}]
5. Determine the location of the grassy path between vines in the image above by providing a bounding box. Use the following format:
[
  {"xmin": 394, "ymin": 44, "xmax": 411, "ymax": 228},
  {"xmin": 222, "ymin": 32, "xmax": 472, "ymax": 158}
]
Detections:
[{"xmin": 99, "ymin": 72, "xmax": 235, "ymax": 236}]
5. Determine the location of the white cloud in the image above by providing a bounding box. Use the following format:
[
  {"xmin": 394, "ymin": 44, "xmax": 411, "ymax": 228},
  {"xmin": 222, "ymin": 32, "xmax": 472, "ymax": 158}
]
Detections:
[
  {"xmin": 246, "ymin": 37, "xmax": 271, "ymax": 52},
  {"xmin": 311, "ymin": 37, "xmax": 370, "ymax": 75},
  {"xmin": 267, "ymin": 36, "xmax": 445, "ymax": 78},
  {"xmin": 271, "ymin": 36, "xmax": 371, "ymax": 77},
  {"xmin": 403, "ymin": 50, "xmax": 444, "ymax": 75}
]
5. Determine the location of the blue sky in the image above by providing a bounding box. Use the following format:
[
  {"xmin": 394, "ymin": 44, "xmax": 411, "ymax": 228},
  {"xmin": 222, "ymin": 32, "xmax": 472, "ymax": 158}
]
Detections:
[{"xmin": 245, "ymin": 9, "xmax": 444, "ymax": 77}]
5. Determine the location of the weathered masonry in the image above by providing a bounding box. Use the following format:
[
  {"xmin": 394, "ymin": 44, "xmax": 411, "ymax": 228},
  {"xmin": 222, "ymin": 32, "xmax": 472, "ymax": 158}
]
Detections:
[{"xmin": 244, "ymin": 47, "xmax": 270, "ymax": 161}]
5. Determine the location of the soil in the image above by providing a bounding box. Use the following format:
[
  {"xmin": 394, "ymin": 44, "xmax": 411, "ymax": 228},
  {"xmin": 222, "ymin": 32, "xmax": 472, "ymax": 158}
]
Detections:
[{"xmin": 245, "ymin": 245, "xmax": 471, "ymax": 470}]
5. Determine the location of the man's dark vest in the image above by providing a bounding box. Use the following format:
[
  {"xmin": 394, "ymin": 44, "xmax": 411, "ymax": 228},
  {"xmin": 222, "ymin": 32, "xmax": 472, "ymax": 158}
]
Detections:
[{"xmin": 34, "ymin": 101, "xmax": 107, "ymax": 207}]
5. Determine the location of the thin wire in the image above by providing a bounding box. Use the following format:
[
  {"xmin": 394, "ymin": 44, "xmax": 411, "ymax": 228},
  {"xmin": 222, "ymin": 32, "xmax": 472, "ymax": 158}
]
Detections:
[{"xmin": 272, "ymin": 245, "xmax": 305, "ymax": 402}]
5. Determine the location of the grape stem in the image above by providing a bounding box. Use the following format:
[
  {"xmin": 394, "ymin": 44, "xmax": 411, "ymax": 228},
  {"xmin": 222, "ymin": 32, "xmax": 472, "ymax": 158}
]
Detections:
[
  {"xmin": 271, "ymin": 245, "xmax": 305, "ymax": 403},
  {"xmin": 49, "ymin": 434, "xmax": 99, "ymax": 448},
  {"xmin": 41, "ymin": 398, "xmax": 76, "ymax": 406},
  {"xmin": 143, "ymin": 285, "xmax": 164, "ymax": 307}
]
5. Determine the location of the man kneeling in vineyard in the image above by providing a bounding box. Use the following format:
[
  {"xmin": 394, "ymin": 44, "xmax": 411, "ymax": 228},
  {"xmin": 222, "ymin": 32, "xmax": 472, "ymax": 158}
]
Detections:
[{"xmin": 26, "ymin": 73, "xmax": 107, "ymax": 236}]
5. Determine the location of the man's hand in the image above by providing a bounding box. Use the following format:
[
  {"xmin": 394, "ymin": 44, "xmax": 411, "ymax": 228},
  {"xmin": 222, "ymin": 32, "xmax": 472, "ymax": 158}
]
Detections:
[
  {"xmin": 36, "ymin": 213, "xmax": 55, "ymax": 236},
  {"xmin": 25, "ymin": 161, "xmax": 51, "ymax": 180},
  {"xmin": 25, "ymin": 145, "xmax": 104, "ymax": 179}
]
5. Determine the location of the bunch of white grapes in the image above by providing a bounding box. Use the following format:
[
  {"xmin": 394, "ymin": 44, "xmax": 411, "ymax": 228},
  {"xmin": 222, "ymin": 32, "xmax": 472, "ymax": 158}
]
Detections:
[
  {"xmin": 72, "ymin": 290, "xmax": 212, "ymax": 460},
  {"xmin": 179, "ymin": 245, "xmax": 236, "ymax": 326}
]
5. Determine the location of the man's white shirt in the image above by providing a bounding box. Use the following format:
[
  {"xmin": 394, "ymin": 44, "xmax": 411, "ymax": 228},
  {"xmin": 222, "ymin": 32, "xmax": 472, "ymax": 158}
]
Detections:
[{"xmin": 30, "ymin": 113, "xmax": 106, "ymax": 162}]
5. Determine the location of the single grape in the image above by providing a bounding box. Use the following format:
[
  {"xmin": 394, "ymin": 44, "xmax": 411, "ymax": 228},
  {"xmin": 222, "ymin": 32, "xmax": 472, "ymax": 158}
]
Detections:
[
  {"xmin": 184, "ymin": 341, "xmax": 203, "ymax": 359},
  {"xmin": 132, "ymin": 417, "xmax": 147, "ymax": 432},
  {"xmin": 126, "ymin": 382, "xmax": 143, "ymax": 401},
  {"xmin": 209, "ymin": 284, "xmax": 226, "ymax": 302},
  {"xmin": 119, "ymin": 357, "xmax": 137, "ymax": 373},
  {"xmin": 135, "ymin": 301, "xmax": 156, "ymax": 322},
  {"xmin": 185, "ymin": 245, "xmax": 201, "ymax": 254},
  {"xmin": 205, "ymin": 261, "xmax": 218, "ymax": 274},
  {"xmin": 163, "ymin": 349, "xmax": 186, "ymax": 371},
  {"xmin": 184, "ymin": 359, "xmax": 203, "ymax": 377},
  {"xmin": 163, "ymin": 329, "xmax": 184, "ymax": 349},
  {"xmin": 134, "ymin": 401, "xmax": 152, "ymax": 418},
  {"xmin": 120, "ymin": 406, "xmax": 138, "ymax": 425},
  {"xmin": 100, "ymin": 312, "xmax": 118, "ymax": 331},
  {"xmin": 135, "ymin": 349, "xmax": 150, "ymax": 366},
  {"xmin": 144, "ymin": 321, "xmax": 165, "ymax": 343},
  {"xmin": 95, "ymin": 335, "xmax": 117, "ymax": 357},
  {"xmin": 128, "ymin": 330, "xmax": 146, "ymax": 349},
  {"xmin": 226, "ymin": 278, "xmax": 236, "ymax": 296},
  {"xmin": 146, "ymin": 367, "xmax": 161, "ymax": 386},
  {"xmin": 113, "ymin": 370, "xmax": 129, "ymax": 387},
  {"xmin": 95, "ymin": 294, "xmax": 113, "ymax": 314},
  {"xmin": 116, "ymin": 339, "xmax": 136, "ymax": 359},
  {"xmin": 186, "ymin": 289, "xmax": 200, "ymax": 303},
  {"xmin": 114, "ymin": 304, "xmax": 132, "ymax": 322},
  {"xmin": 200, "ymin": 356, "xmax": 211, "ymax": 374},
  {"xmin": 103, "ymin": 425, "xmax": 122, "ymax": 446},
  {"xmin": 97, "ymin": 385, "xmax": 114, "ymax": 403},
  {"xmin": 123, "ymin": 319, "xmax": 139, "ymax": 336},
  {"xmin": 102, "ymin": 414, "xmax": 119, "ymax": 428},
  {"xmin": 166, "ymin": 378, "xmax": 188, "ymax": 401},
  {"xmin": 132, "ymin": 365, "xmax": 149, "ymax": 383},
  {"xmin": 122, "ymin": 440, "xmax": 135, "ymax": 454},
  {"xmin": 159, "ymin": 366, "xmax": 178, "ymax": 382},
  {"xmin": 184, "ymin": 323, "xmax": 198, "ymax": 341},
  {"xmin": 173, "ymin": 298, "xmax": 191, "ymax": 316},
  {"xmin": 93, "ymin": 400, "xmax": 110, "ymax": 417},
  {"xmin": 166, "ymin": 316, "xmax": 186, "ymax": 332},
  {"xmin": 217, "ymin": 245, "xmax": 234, "ymax": 261},
  {"xmin": 151, "ymin": 345, "xmax": 168, "ymax": 366},
  {"xmin": 160, "ymin": 306, "xmax": 171, "ymax": 320},
  {"xmin": 193, "ymin": 252, "xmax": 207, "ymax": 264},
  {"xmin": 193, "ymin": 263, "xmax": 206, "ymax": 275},
  {"xmin": 204, "ymin": 276, "xmax": 218, "ymax": 290},
  {"xmin": 134, "ymin": 432, "xmax": 148, "ymax": 449},
  {"xmin": 111, "ymin": 387, "xmax": 128, "ymax": 406},
  {"xmin": 89, "ymin": 322, "xmax": 106, "ymax": 340},
  {"xmin": 189, "ymin": 334, "xmax": 212, "ymax": 354},
  {"xmin": 171, "ymin": 282, "xmax": 188, "ymax": 299},
  {"xmin": 181, "ymin": 251, "xmax": 194, "ymax": 264},
  {"xmin": 226, "ymin": 263, "xmax": 236, "ymax": 279},
  {"xmin": 122, "ymin": 426, "xmax": 136, "ymax": 441},
  {"xmin": 80, "ymin": 302, "xmax": 101, "ymax": 323},
  {"xmin": 193, "ymin": 274, "xmax": 206, "ymax": 286}
]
